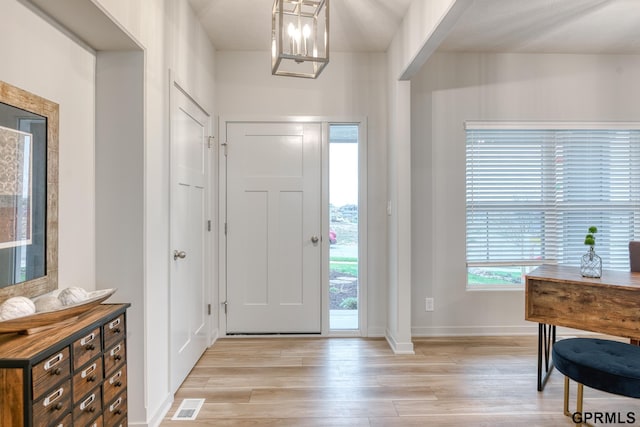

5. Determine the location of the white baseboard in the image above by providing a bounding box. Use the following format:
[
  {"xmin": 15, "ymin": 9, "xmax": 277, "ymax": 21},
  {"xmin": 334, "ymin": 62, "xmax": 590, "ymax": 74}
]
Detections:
[
  {"xmin": 209, "ymin": 328, "xmax": 219, "ymax": 346},
  {"xmin": 411, "ymin": 324, "xmax": 603, "ymax": 337},
  {"xmin": 366, "ymin": 326, "xmax": 386, "ymax": 337},
  {"xmin": 385, "ymin": 329, "xmax": 415, "ymax": 354},
  {"xmin": 138, "ymin": 393, "xmax": 173, "ymax": 427}
]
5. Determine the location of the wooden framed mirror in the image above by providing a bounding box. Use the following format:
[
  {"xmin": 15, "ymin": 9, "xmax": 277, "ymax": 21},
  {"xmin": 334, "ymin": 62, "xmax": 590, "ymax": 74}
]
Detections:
[{"xmin": 0, "ymin": 81, "xmax": 58, "ymax": 304}]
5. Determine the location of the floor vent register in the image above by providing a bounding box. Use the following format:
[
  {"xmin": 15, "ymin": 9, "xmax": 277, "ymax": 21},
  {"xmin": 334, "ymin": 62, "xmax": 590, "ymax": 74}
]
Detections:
[{"xmin": 172, "ymin": 398, "xmax": 205, "ymax": 421}]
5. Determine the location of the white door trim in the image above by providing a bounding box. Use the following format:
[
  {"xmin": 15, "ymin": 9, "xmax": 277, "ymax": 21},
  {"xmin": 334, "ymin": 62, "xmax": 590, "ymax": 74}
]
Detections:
[{"xmin": 218, "ymin": 115, "xmax": 368, "ymax": 337}]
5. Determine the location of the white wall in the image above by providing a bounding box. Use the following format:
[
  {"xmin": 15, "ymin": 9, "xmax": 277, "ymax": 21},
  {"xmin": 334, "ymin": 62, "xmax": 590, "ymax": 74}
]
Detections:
[
  {"xmin": 410, "ymin": 52, "xmax": 640, "ymax": 336},
  {"xmin": 0, "ymin": 1, "xmax": 96, "ymax": 290},
  {"xmin": 5, "ymin": 0, "xmax": 217, "ymax": 424},
  {"xmin": 384, "ymin": 0, "xmax": 470, "ymax": 353},
  {"xmin": 216, "ymin": 50, "xmax": 388, "ymax": 336},
  {"xmin": 92, "ymin": 2, "xmax": 216, "ymax": 424}
]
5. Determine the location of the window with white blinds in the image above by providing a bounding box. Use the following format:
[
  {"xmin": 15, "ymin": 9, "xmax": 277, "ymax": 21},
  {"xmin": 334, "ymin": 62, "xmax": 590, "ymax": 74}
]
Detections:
[{"xmin": 465, "ymin": 122, "xmax": 640, "ymax": 287}]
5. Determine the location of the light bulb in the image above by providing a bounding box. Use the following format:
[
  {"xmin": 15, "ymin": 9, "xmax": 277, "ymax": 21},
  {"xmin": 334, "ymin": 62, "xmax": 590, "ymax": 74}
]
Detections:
[
  {"xmin": 287, "ymin": 23, "xmax": 295, "ymax": 38},
  {"xmin": 303, "ymin": 24, "xmax": 311, "ymax": 39}
]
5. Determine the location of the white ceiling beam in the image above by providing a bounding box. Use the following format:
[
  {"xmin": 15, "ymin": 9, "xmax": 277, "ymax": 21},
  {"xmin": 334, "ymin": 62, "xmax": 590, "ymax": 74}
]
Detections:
[{"xmin": 22, "ymin": 0, "xmax": 141, "ymax": 51}]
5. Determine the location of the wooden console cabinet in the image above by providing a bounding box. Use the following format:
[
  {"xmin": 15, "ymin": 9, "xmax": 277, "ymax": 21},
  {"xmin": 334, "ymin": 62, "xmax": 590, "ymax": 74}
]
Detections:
[{"xmin": 0, "ymin": 304, "xmax": 130, "ymax": 427}]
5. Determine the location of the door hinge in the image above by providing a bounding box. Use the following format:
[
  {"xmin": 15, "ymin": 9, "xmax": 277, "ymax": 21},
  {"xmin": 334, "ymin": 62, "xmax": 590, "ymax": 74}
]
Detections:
[
  {"xmin": 207, "ymin": 303, "xmax": 211, "ymax": 315},
  {"xmin": 222, "ymin": 301, "xmax": 228, "ymax": 315},
  {"xmin": 221, "ymin": 141, "xmax": 228, "ymax": 156},
  {"xmin": 224, "ymin": 222, "xmax": 227, "ymax": 235},
  {"xmin": 208, "ymin": 136, "xmax": 214, "ymax": 149},
  {"xmin": 207, "ymin": 220, "xmax": 211, "ymax": 232}
]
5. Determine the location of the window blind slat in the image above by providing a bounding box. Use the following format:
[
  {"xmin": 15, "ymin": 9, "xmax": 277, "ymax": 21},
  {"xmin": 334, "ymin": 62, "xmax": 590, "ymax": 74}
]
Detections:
[{"xmin": 466, "ymin": 126, "xmax": 640, "ymax": 277}]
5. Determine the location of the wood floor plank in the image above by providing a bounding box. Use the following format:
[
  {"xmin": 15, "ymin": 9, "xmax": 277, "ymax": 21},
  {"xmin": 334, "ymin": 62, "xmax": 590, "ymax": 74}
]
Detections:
[
  {"xmin": 248, "ymin": 385, "xmax": 437, "ymax": 403},
  {"xmin": 162, "ymin": 335, "xmax": 636, "ymax": 426}
]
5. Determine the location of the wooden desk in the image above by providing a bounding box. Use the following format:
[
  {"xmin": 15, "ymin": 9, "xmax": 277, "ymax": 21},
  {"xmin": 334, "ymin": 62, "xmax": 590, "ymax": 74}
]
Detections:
[{"xmin": 525, "ymin": 264, "xmax": 640, "ymax": 390}]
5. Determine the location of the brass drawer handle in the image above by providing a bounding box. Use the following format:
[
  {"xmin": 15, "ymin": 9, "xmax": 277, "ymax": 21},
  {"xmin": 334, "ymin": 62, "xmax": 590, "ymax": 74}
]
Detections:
[
  {"xmin": 80, "ymin": 393, "xmax": 95, "ymax": 411},
  {"xmin": 44, "ymin": 352, "xmax": 64, "ymax": 371},
  {"xmin": 43, "ymin": 387, "xmax": 64, "ymax": 408},
  {"xmin": 81, "ymin": 363, "xmax": 97, "ymax": 382}
]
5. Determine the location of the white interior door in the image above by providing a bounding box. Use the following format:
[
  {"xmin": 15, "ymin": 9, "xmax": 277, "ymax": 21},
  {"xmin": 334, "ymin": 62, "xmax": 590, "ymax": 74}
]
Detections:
[
  {"xmin": 226, "ymin": 121, "xmax": 321, "ymax": 333},
  {"xmin": 169, "ymin": 81, "xmax": 210, "ymax": 392}
]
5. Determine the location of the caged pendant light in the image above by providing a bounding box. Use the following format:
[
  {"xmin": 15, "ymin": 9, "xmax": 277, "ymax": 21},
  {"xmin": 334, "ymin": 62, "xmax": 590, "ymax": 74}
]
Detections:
[{"xmin": 271, "ymin": 0, "xmax": 329, "ymax": 78}]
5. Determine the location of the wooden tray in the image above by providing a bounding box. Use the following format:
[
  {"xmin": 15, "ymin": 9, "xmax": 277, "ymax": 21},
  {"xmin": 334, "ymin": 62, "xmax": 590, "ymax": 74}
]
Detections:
[{"xmin": 0, "ymin": 289, "xmax": 116, "ymax": 334}]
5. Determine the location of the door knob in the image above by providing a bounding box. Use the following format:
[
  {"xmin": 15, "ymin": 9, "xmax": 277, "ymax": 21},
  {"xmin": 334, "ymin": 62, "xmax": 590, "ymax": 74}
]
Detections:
[
  {"xmin": 310, "ymin": 236, "xmax": 319, "ymax": 244},
  {"xmin": 173, "ymin": 250, "xmax": 187, "ymax": 260}
]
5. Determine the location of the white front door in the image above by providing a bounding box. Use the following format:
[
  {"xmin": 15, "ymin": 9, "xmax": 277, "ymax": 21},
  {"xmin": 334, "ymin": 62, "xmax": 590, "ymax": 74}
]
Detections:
[
  {"xmin": 169, "ymin": 81, "xmax": 210, "ymax": 392},
  {"xmin": 225, "ymin": 121, "xmax": 322, "ymax": 333}
]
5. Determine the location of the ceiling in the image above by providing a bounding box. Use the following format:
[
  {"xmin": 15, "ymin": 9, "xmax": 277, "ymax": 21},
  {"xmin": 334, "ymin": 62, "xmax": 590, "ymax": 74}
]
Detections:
[
  {"xmin": 189, "ymin": 0, "xmax": 640, "ymax": 54},
  {"xmin": 440, "ymin": 0, "xmax": 640, "ymax": 54},
  {"xmin": 188, "ymin": 0, "xmax": 413, "ymax": 52}
]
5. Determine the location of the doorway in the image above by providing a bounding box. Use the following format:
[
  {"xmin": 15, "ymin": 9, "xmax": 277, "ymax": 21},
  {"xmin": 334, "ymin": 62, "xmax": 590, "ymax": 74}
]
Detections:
[{"xmin": 221, "ymin": 118, "xmax": 366, "ymax": 335}]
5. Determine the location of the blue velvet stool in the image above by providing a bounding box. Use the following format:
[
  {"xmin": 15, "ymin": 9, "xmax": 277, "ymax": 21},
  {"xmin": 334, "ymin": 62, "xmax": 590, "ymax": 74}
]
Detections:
[{"xmin": 552, "ymin": 338, "xmax": 640, "ymax": 418}]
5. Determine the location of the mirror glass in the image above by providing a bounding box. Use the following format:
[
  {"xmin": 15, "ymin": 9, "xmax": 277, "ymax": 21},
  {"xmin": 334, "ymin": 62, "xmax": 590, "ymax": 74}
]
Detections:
[{"xmin": 0, "ymin": 103, "xmax": 46, "ymax": 287}]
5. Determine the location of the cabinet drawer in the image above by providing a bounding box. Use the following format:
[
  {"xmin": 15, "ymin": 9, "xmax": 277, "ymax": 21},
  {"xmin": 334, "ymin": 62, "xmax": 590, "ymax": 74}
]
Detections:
[
  {"xmin": 73, "ymin": 388, "xmax": 102, "ymax": 427},
  {"xmin": 103, "ymin": 315, "xmax": 125, "ymax": 350},
  {"xmin": 104, "ymin": 341, "xmax": 126, "ymax": 376},
  {"xmin": 103, "ymin": 391, "xmax": 126, "ymax": 427},
  {"xmin": 32, "ymin": 348, "xmax": 70, "ymax": 400},
  {"xmin": 73, "ymin": 357, "xmax": 103, "ymax": 402},
  {"xmin": 33, "ymin": 379, "xmax": 71, "ymax": 427},
  {"xmin": 87, "ymin": 414, "xmax": 103, "ymax": 427},
  {"xmin": 103, "ymin": 365, "xmax": 127, "ymax": 404},
  {"xmin": 106, "ymin": 414, "xmax": 126, "ymax": 427},
  {"xmin": 73, "ymin": 328, "xmax": 101, "ymax": 370},
  {"xmin": 50, "ymin": 412, "xmax": 72, "ymax": 427}
]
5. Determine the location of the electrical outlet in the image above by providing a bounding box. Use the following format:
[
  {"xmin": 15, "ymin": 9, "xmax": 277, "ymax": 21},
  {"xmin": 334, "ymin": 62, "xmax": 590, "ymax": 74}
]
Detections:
[{"xmin": 425, "ymin": 297, "xmax": 434, "ymax": 312}]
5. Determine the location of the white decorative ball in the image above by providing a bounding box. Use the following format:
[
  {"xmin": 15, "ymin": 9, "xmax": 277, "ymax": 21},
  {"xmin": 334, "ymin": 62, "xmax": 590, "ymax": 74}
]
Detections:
[
  {"xmin": 34, "ymin": 295, "xmax": 63, "ymax": 313},
  {"xmin": 0, "ymin": 296, "xmax": 36, "ymax": 321},
  {"xmin": 58, "ymin": 287, "xmax": 89, "ymax": 306}
]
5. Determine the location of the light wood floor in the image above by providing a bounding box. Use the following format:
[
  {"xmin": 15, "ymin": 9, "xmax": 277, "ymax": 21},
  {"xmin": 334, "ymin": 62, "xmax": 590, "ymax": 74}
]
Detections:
[{"xmin": 161, "ymin": 336, "xmax": 636, "ymax": 426}]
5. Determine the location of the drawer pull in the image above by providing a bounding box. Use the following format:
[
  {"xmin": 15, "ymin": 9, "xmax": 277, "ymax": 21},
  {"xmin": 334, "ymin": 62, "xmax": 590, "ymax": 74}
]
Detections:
[
  {"xmin": 52, "ymin": 367, "xmax": 61, "ymax": 376},
  {"xmin": 81, "ymin": 363, "xmax": 97, "ymax": 381},
  {"xmin": 110, "ymin": 396, "xmax": 123, "ymax": 413},
  {"xmin": 80, "ymin": 332, "xmax": 96, "ymax": 346},
  {"xmin": 80, "ymin": 393, "xmax": 95, "ymax": 411},
  {"xmin": 44, "ymin": 352, "xmax": 64, "ymax": 371},
  {"xmin": 109, "ymin": 370, "xmax": 123, "ymax": 386},
  {"xmin": 109, "ymin": 318, "xmax": 121, "ymax": 333},
  {"xmin": 111, "ymin": 343, "xmax": 123, "ymax": 361},
  {"xmin": 43, "ymin": 387, "xmax": 64, "ymax": 408}
]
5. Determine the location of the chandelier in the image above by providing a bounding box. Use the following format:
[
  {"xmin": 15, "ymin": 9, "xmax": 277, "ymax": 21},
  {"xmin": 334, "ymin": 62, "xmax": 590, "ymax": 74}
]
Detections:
[{"xmin": 271, "ymin": 0, "xmax": 329, "ymax": 79}]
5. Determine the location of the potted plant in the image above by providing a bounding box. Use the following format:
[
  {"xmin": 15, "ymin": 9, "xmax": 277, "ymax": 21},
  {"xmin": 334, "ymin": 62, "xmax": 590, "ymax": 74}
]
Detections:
[{"xmin": 580, "ymin": 226, "xmax": 602, "ymax": 278}]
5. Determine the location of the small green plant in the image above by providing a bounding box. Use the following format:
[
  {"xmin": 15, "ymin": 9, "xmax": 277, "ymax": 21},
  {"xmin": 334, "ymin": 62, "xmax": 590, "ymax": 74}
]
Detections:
[
  {"xmin": 584, "ymin": 226, "xmax": 598, "ymax": 248},
  {"xmin": 339, "ymin": 297, "xmax": 358, "ymax": 310}
]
